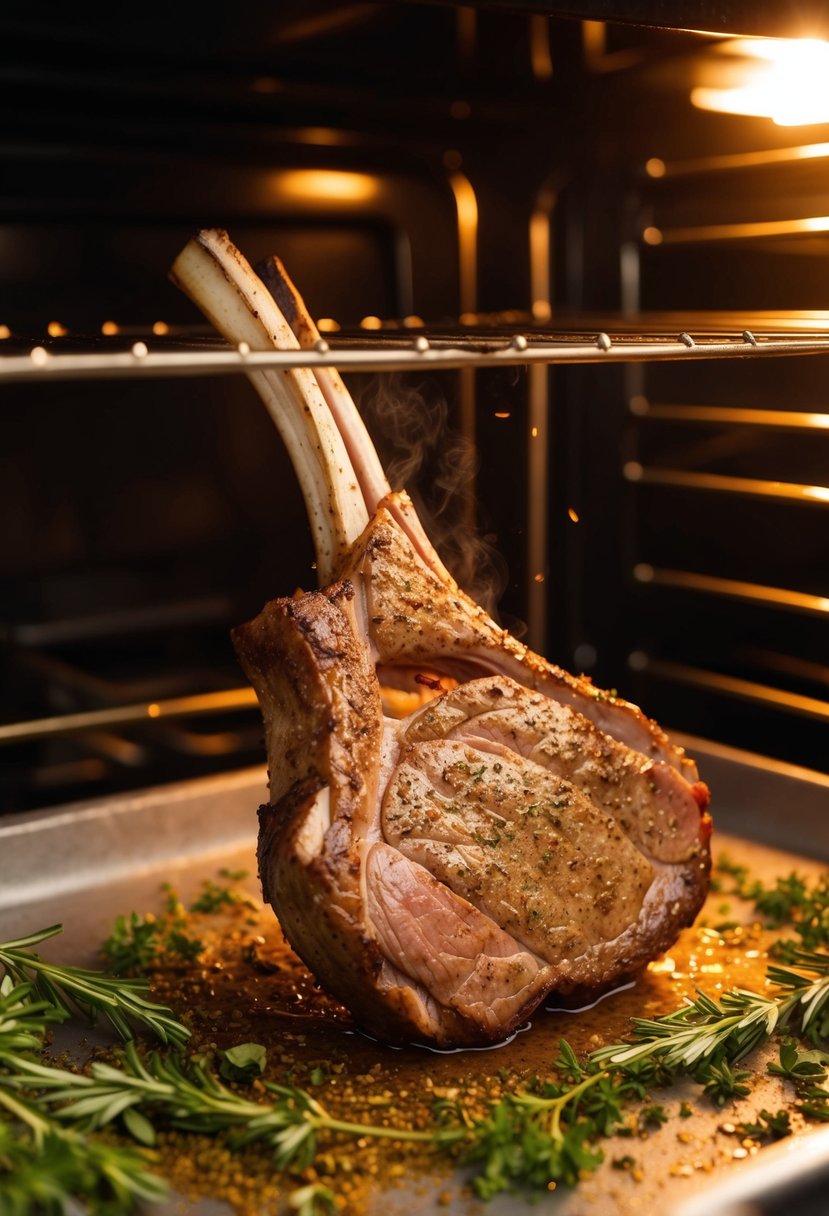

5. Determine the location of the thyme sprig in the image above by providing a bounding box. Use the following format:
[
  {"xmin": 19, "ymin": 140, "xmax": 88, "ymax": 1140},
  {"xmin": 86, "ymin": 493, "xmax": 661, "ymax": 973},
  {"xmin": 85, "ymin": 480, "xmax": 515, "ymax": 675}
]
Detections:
[{"xmin": 0, "ymin": 925, "xmax": 189, "ymax": 1047}]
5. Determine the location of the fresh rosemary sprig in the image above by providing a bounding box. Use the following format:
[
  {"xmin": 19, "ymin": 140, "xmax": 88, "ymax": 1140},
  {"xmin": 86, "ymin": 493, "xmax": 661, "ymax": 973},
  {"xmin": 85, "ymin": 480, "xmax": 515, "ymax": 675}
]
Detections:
[
  {"xmin": 1, "ymin": 1040, "xmax": 465, "ymax": 1169},
  {"xmin": 0, "ymin": 1083, "xmax": 167, "ymax": 1215},
  {"xmin": 592, "ymin": 948, "xmax": 829, "ymax": 1072},
  {"xmin": 0, "ymin": 925, "xmax": 189, "ymax": 1047},
  {"xmin": 0, "ymin": 975, "xmax": 65, "ymax": 1054}
]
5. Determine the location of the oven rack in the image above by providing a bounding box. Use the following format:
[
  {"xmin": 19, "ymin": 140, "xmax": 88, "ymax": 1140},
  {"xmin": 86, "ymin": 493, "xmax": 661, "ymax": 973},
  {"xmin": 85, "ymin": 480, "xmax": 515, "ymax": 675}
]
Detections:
[{"xmin": 5, "ymin": 316, "xmax": 829, "ymax": 381}]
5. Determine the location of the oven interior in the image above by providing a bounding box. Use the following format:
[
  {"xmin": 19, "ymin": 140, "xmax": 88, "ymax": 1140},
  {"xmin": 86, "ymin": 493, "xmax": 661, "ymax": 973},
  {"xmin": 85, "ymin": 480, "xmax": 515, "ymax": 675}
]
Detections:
[{"xmin": 2, "ymin": 5, "xmax": 828, "ymax": 813}]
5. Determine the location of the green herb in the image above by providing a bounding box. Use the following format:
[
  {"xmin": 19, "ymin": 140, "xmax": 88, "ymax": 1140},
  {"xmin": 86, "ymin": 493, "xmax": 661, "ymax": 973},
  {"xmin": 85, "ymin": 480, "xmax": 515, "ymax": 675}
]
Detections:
[
  {"xmin": 734, "ymin": 1108, "xmax": 792, "ymax": 1141},
  {"xmin": 0, "ymin": 926, "xmax": 189, "ymax": 1047},
  {"xmin": 2, "ymin": 1041, "xmax": 463, "ymax": 1172},
  {"xmin": 592, "ymin": 949, "xmax": 829, "ymax": 1074},
  {"xmin": 799, "ymin": 1085, "xmax": 829, "ymax": 1121},
  {"xmin": 768, "ymin": 1038, "xmax": 829, "ymax": 1085},
  {"xmin": 190, "ymin": 879, "xmax": 246, "ymax": 914},
  {"xmin": 714, "ymin": 859, "xmax": 829, "ymax": 952},
  {"xmin": 288, "ymin": 1182, "xmax": 337, "ymax": 1215},
  {"xmin": 100, "ymin": 913, "xmax": 164, "ymax": 975},
  {"xmin": 4, "ymin": 864, "xmax": 829, "ymax": 1212},
  {"xmin": 219, "ymin": 1042, "xmax": 268, "ymax": 1083},
  {"xmin": 612, "ymin": 1154, "xmax": 637, "ymax": 1170},
  {"xmin": 0, "ymin": 1113, "xmax": 166, "ymax": 1216},
  {"xmin": 639, "ymin": 1103, "xmax": 669, "ymax": 1127},
  {"xmin": 218, "ymin": 868, "xmax": 249, "ymax": 882},
  {"xmin": 0, "ymin": 976, "xmax": 65, "ymax": 1054},
  {"xmin": 700, "ymin": 1060, "xmax": 752, "ymax": 1106}
]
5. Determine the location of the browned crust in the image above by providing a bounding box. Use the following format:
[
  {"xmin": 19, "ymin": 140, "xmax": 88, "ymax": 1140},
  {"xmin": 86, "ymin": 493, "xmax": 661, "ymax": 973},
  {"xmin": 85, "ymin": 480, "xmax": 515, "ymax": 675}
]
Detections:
[{"xmin": 235, "ymin": 574, "xmax": 711, "ymax": 1050}]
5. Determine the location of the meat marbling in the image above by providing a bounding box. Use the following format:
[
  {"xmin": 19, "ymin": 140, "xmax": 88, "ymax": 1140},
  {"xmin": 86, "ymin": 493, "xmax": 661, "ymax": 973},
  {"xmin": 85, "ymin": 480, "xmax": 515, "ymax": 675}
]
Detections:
[{"xmin": 172, "ymin": 230, "xmax": 712, "ymax": 1047}]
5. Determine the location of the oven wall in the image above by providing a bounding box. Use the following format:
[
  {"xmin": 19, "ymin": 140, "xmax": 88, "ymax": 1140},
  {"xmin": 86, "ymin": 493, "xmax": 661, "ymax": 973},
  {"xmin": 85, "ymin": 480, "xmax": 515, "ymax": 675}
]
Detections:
[{"xmin": 1, "ymin": 7, "xmax": 826, "ymax": 810}]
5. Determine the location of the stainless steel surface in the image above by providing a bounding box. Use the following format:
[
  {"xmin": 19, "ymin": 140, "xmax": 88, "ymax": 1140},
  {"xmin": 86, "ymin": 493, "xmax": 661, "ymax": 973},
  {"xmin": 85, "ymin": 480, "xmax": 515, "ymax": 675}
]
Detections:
[
  {"xmin": 633, "ymin": 566, "xmax": 829, "ymax": 618},
  {"xmin": 669, "ymin": 1126, "xmax": 829, "ymax": 1216},
  {"xmin": 0, "ymin": 766, "xmax": 262, "ymax": 916},
  {"xmin": 0, "ymin": 743, "xmax": 826, "ymax": 1213},
  {"xmin": 638, "ymin": 660, "xmax": 829, "ymax": 726},
  {"xmin": 0, "ymin": 688, "xmax": 258, "ymax": 747},
  {"xmin": 631, "ymin": 402, "xmax": 829, "ymax": 431},
  {"xmin": 623, "ymin": 463, "xmax": 829, "ymax": 506},
  {"xmin": 6, "ymin": 328, "xmax": 829, "ymax": 382}
]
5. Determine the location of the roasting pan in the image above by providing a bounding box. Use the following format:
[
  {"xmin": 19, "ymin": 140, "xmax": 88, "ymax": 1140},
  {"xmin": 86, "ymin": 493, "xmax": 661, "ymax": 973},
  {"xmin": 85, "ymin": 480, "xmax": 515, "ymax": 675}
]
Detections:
[{"xmin": 1, "ymin": 735, "xmax": 827, "ymax": 1216}]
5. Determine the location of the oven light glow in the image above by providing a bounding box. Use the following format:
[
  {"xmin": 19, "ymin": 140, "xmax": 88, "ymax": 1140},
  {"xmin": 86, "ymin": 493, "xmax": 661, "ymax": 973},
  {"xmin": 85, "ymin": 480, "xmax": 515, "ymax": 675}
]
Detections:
[
  {"xmin": 0, "ymin": 325, "xmax": 10, "ymax": 339},
  {"xmin": 101, "ymin": 321, "xmax": 119, "ymax": 335},
  {"xmin": 276, "ymin": 169, "xmax": 379, "ymax": 203},
  {"xmin": 47, "ymin": 321, "xmax": 68, "ymax": 337},
  {"xmin": 692, "ymin": 38, "xmax": 829, "ymax": 125}
]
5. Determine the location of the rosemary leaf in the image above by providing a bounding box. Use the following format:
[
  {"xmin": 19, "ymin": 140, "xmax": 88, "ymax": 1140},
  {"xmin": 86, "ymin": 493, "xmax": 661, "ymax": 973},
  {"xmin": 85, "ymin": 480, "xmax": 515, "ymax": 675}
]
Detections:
[{"xmin": 0, "ymin": 925, "xmax": 189, "ymax": 1047}]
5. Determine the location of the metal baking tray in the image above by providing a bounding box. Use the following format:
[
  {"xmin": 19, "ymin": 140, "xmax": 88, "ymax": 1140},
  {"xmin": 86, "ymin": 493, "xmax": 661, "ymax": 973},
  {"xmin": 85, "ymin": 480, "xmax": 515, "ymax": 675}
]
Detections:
[{"xmin": 1, "ymin": 737, "xmax": 827, "ymax": 1215}]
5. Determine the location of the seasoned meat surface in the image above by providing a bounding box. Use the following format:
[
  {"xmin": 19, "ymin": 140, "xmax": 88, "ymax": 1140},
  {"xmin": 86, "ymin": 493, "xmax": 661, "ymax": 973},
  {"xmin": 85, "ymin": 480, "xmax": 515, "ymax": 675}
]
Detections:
[
  {"xmin": 344, "ymin": 508, "xmax": 699, "ymax": 778},
  {"xmin": 176, "ymin": 229, "xmax": 712, "ymax": 1050},
  {"xmin": 235, "ymin": 577, "xmax": 711, "ymax": 1049},
  {"xmin": 383, "ymin": 737, "xmax": 655, "ymax": 960}
]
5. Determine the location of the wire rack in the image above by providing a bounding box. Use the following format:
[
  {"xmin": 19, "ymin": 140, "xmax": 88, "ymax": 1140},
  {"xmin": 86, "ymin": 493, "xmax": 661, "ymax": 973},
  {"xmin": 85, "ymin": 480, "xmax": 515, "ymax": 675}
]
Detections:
[{"xmin": 5, "ymin": 313, "xmax": 829, "ymax": 381}]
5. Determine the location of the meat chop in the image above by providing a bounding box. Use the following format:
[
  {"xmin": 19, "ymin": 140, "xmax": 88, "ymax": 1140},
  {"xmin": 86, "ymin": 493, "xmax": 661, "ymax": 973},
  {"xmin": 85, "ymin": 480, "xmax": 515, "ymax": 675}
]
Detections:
[{"xmin": 172, "ymin": 230, "xmax": 712, "ymax": 1047}]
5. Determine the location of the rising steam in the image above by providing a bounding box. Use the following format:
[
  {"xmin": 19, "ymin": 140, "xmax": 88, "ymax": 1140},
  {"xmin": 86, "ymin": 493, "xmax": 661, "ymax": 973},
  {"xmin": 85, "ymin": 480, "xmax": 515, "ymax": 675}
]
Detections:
[{"xmin": 357, "ymin": 374, "xmax": 508, "ymax": 619}]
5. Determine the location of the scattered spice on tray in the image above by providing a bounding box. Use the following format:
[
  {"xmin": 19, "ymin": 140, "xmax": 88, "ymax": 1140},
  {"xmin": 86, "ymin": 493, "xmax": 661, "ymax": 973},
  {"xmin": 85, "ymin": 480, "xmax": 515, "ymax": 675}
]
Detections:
[{"xmin": 1, "ymin": 854, "xmax": 828, "ymax": 1215}]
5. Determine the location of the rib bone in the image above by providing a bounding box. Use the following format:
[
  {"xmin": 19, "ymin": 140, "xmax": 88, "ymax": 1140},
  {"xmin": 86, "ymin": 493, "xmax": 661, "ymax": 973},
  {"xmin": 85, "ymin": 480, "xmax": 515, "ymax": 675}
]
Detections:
[
  {"xmin": 255, "ymin": 253, "xmax": 457, "ymax": 585},
  {"xmin": 172, "ymin": 229, "xmax": 699, "ymax": 777},
  {"xmin": 170, "ymin": 229, "xmax": 368, "ymax": 584},
  {"xmin": 170, "ymin": 230, "xmax": 712, "ymax": 1048}
]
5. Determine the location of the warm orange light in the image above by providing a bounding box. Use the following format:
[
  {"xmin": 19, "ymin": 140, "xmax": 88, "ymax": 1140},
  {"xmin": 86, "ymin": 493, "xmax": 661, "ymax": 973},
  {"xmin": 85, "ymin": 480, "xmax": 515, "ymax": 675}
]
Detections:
[
  {"xmin": 360, "ymin": 316, "xmax": 382, "ymax": 330},
  {"xmin": 152, "ymin": 321, "xmax": 170, "ymax": 335},
  {"xmin": 0, "ymin": 325, "xmax": 10, "ymax": 340},
  {"xmin": 317, "ymin": 318, "xmax": 340, "ymax": 333},
  {"xmin": 692, "ymin": 38, "xmax": 829, "ymax": 125},
  {"xmin": 494, "ymin": 411, "xmax": 511, "ymax": 419},
  {"xmin": 47, "ymin": 321, "xmax": 68, "ymax": 337},
  {"xmin": 568, "ymin": 507, "xmax": 580, "ymax": 522},
  {"xmin": 101, "ymin": 321, "xmax": 119, "ymax": 335},
  {"xmin": 276, "ymin": 169, "xmax": 379, "ymax": 203}
]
